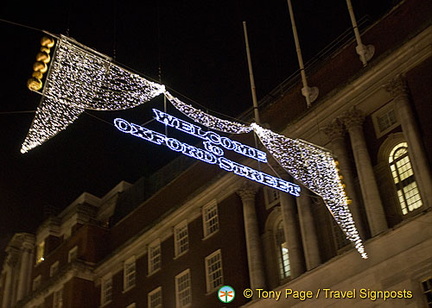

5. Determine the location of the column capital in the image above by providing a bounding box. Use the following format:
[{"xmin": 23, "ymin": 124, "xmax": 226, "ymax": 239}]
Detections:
[
  {"xmin": 237, "ymin": 182, "xmax": 259, "ymax": 203},
  {"xmin": 323, "ymin": 119, "xmax": 346, "ymax": 141},
  {"xmin": 341, "ymin": 108, "xmax": 365, "ymax": 130},
  {"xmin": 21, "ymin": 233, "xmax": 36, "ymax": 250},
  {"xmin": 5, "ymin": 247, "xmax": 20, "ymax": 267},
  {"xmin": 385, "ymin": 74, "xmax": 409, "ymax": 99}
]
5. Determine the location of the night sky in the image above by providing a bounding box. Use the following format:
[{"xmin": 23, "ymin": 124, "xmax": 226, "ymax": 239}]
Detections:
[{"xmin": 0, "ymin": 0, "xmax": 396, "ymax": 257}]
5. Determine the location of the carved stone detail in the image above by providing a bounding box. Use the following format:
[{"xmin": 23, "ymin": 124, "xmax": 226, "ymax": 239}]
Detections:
[
  {"xmin": 341, "ymin": 108, "xmax": 365, "ymax": 130},
  {"xmin": 237, "ymin": 182, "xmax": 259, "ymax": 202},
  {"xmin": 323, "ymin": 119, "xmax": 346, "ymax": 140},
  {"xmin": 385, "ymin": 74, "xmax": 409, "ymax": 99}
]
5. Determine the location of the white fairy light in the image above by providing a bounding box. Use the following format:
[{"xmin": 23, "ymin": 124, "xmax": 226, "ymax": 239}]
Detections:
[
  {"xmin": 20, "ymin": 35, "xmax": 367, "ymax": 259},
  {"xmin": 164, "ymin": 91, "xmax": 253, "ymax": 134},
  {"xmin": 251, "ymin": 123, "xmax": 367, "ymax": 259},
  {"xmin": 44, "ymin": 36, "xmax": 165, "ymax": 111},
  {"xmin": 21, "ymin": 97, "xmax": 84, "ymax": 153},
  {"xmin": 21, "ymin": 35, "xmax": 165, "ymax": 153}
]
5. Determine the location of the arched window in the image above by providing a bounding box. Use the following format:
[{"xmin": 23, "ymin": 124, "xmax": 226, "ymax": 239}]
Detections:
[
  {"xmin": 389, "ymin": 142, "xmax": 422, "ymax": 215},
  {"xmin": 275, "ymin": 221, "xmax": 290, "ymax": 280}
]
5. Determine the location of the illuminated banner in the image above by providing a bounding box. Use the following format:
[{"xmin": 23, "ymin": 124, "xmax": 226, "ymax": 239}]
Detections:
[{"xmin": 114, "ymin": 109, "xmax": 300, "ymax": 196}]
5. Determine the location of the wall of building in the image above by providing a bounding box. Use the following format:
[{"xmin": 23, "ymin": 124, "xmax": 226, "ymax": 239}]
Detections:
[{"xmin": 245, "ymin": 211, "xmax": 432, "ymax": 308}]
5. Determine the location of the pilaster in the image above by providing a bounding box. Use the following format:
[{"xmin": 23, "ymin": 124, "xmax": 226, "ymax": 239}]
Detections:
[
  {"xmin": 342, "ymin": 108, "xmax": 388, "ymax": 236},
  {"xmin": 323, "ymin": 119, "xmax": 366, "ymax": 238},
  {"xmin": 237, "ymin": 182, "xmax": 266, "ymax": 294},
  {"xmin": 279, "ymin": 192, "xmax": 305, "ymax": 278},
  {"xmin": 296, "ymin": 187, "xmax": 321, "ymax": 270}
]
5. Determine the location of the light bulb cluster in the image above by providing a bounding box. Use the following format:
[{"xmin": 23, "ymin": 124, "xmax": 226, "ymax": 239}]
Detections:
[
  {"xmin": 164, "ymin": 92, "xmax": 253, "ymax": 134},
  {"xmin": 44, "ymin": 36, "xmax": 166, "ymax": 110},
  {"xmin": 20, "ymin": 35, "xmax": 367, "ymax": 258},
  {"xmin": 251, "ymin": 123, "xmax": 367, "ymax": 259},
  {"xmin": 21, "ymin": 35, "xmax": 165, "ymax": 152},
  {"xmin": 21, "ymin": 97, "xmax": 84, "ymax": 153}
]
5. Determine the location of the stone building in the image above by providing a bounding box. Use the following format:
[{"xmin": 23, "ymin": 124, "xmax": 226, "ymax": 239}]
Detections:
[{"xmin": 1, "ymin": 0, "xmax": 431, "ymax": 307}]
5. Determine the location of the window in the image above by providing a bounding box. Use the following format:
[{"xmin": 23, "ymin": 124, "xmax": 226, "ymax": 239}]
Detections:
[
  {"xmin": 372, "ymin": 102, "xmax": 399, "ymax": 138},
  {"xmin": 123, "ymin": 257, "xmax": 136, "ymax": 291},
  {"xmin": 275, "ymin": 221, "xmax": 290, "ymax": 280},
  {"xmin": 35, "ymin": 241, "xmax": 45, "ymax": 264},
  {"xmin": 53, "ymin": 288, "xmax": 63, "ymax": 308},
  {"xmin": 175, "ymin": 269, "xmax": 191, "ymax": 308},
  {"xmin": 68, "ymin": 246, "xmax": 78, "ymax": 263},
  {"xmin": 389, "ymin": 142, "xmax": 423, "ymax": 215},
  {"xmin": 50, "ymin": 261, "xmax": 59, "ymax": 277},
  {"xmin": 205, "ymin": 250, "xmax": 223, "ymax": 293},
  {"xmin": 148, "ymin": 240, "xmax": 161, "ymax": 275},
  {"xmin": 101, "ymin": 274, "xmax": 113, "ymax": 305},
  {"xmin": 377, "ymin": 109, "xmax": 397, "ymax": 132},
  {"xmin": 174, "ymin": 221, "xmax": 189, "ymax": 257},
  {"xmin": 148, "ymin": 287, "xmax": 162, "ymax": 308},
  {"xmin": 422, "ymin": 278, "xmax": 432, "ymax": 307},
  {"xmin": 202, "ymin": 201, "xmax": 219, "ymax": 238}
]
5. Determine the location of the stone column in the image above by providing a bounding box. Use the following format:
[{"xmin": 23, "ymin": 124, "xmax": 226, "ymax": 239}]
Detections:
[
  {"xmin": 323, "ymin": 119, "xmax": 366, "ymax": 238},
  {"xmin": 296, "ymin": 187, "xmax": 321, "ymax": 270},
  {"xmin": 342, "ymin": 108, "xmax": 388, "ymax": 236},
  {"xmin": 385, "ymin": 75, "xmax": 432, "ymax": 207},
  {"xmin": 261, "ymin": 228, "xmax": 277, "ymax": 287},
  {"xmin": 2, "ymin": 267, "xmax": 12, "ymax": 308},
  {"xmin": 2, "ymin": 247, "xmax": 19, "ymax": 308},
  {"xmin": 279, "ymin": 192, "xmax": 305, "ymax": 278},
  {"xmin": 16, "ymin": 234, "xmax": 35, "ymax": 301},
  {"xmin": 237, "ymin": 182, "xmax": 266, "ymax": 293}
]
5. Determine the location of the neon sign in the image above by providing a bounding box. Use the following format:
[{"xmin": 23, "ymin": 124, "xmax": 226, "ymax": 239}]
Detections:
[{"xmin": 114, "ymin": 109, "xmax": 300, "ymax": 197}]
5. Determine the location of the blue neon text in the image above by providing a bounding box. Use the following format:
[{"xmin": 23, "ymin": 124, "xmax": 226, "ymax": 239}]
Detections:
[
  {"xmin": 114, "ymin": 118, "xmax": 300, "ymax": 196},
  {"xmin": 152, "ymin": 109, "xmax": 268, "ymax": 163}
]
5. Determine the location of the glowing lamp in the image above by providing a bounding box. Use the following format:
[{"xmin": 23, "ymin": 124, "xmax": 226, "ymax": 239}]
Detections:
[
  {"xmin": 27, "ymin": 77, "xmax": 43, "ymax": 91},
  {"xmin": 33, "ymin": 61, "xmax": 47, "ymax": 73},
  {"xmin": 40, "ymin": 36, "xmax": 55, "ymax": 48},
  {"xmin": 40, "ymin": 46, "xmax": 51, "ymax": 54},
  {"xmin": 36, "ymin": 51, "xmax": 50, "ymax": 63},
  {"xmin": 32, "ymin": 71, "xmax": 44, "ymax": 79},
  {"xmin": 27, "ymin": 35, "xmax": 56, "ymax": 92}
]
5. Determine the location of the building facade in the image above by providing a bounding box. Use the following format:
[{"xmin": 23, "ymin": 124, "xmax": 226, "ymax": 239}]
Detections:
[{"xmin": 1, "ymin": 0, "xmax": 431, "ymax": 307}]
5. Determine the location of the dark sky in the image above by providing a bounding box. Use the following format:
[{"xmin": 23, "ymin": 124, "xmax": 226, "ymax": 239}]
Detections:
[{"xmin": 0, "ymin": 0, "xmax": 396, "ymax": 254}]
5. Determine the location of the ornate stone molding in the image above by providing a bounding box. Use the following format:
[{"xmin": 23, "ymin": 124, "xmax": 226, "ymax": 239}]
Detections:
[
  {"xmin": 237, "ymin": 182, "xmax": 259, "ymax": 203},
  {"xmin": 341, "ymin": 108, "xmax": 365, "ymax": 130},
  {"xmin": 323, "ymin": 119, "xmax": 346, "ymax": 141},
  {"xmin": 385, "ymin": 74, "xmax": 409, "ymax": 99}
]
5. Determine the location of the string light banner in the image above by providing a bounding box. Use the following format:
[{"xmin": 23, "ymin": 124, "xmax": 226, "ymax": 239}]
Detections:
[
  {"xmin": 252, "ymin": 123, "xmax": 367, "ymax": 258},
  {"xmin": 21, "ymin": 34, "xmax": 366, "ymax": 258},
  {"xmin": 21, "ymin": 34, "xmax": 165, "ymax": 153}
]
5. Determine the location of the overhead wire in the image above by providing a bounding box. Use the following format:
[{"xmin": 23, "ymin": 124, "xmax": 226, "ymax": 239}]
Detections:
[
  {"xmin": 0, "ymin": 20, "xmax": 304, "ymax": 199},
  {"xmin": 0, "ymin": 18, "xmax": 43, "ymax": 33},
  {"xmin": 0, "ymin": 17, "xmax": 250, "ymax": 126}
]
